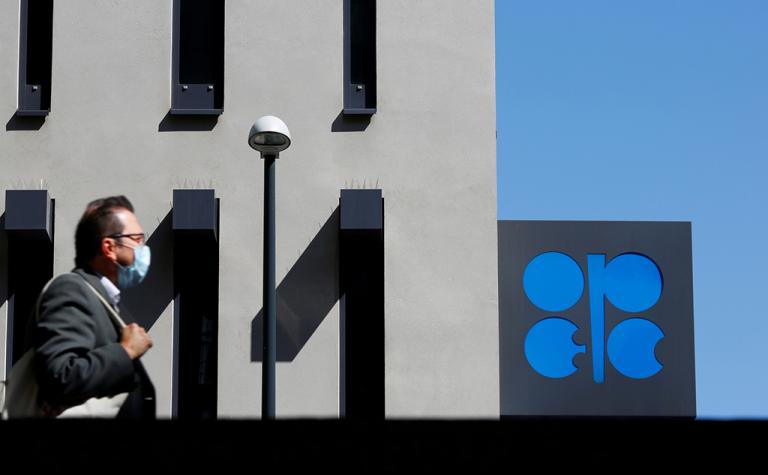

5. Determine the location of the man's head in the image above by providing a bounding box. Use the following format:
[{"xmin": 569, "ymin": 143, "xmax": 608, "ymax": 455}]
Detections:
[{"xmin": 75, "ymin": 196, "xmax": 150, "ymax": 288}]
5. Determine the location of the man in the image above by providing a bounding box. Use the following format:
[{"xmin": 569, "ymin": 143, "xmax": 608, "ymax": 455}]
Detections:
[{"xmin": 32, "ymin": 195, "xmax": 156, "ymax": 418}]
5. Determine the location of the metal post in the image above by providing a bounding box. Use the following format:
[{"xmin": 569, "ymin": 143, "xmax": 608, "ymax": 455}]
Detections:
[{"xmin": 262, "ymin": 154, "xmax": 276, "ymax": 419}]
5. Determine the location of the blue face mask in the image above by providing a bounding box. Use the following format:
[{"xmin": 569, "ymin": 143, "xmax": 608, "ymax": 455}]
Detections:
[{"xmin": 117, "ymin": 243, "xmax": 151, "ymax": 289}]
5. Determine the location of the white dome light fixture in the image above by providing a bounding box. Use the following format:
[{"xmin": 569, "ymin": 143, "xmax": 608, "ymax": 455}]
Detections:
[{"xmin": 248, "ymin": 115, "xmax": 291, "ymax": 157}]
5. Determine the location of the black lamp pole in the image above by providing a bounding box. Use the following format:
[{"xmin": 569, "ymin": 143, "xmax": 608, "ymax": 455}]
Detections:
[
  {"xmin": 262, "ymin": 154, "xmax": 276, "ymax": 419},
  {"xmin": 249, "ymin": 115, "xmax": 290, "ymax": 420}
]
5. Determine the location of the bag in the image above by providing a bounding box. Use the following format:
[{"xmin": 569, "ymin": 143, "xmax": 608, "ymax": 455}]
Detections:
[
  {"xmin": 1, "ymin": 273, "xmax": 130, "ymax": 419},
  {"xmin": 0, "ymin": 349, "xmax": 40, "ymax": 418}
]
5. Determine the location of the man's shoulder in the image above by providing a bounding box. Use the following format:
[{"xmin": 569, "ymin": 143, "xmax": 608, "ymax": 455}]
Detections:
[
  {"xmin": 45, "ymin": 272, "xmax": 84, "ymax": 293},
  {"xmin": 40, "ymin": 271, "xmax": 95, "ymax": 306},
  {"xmin": 47, "ymin": 268, "xmax": 102, "ymax": 288}
]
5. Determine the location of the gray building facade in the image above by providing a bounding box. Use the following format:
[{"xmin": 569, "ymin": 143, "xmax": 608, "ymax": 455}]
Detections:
[{"xmin": 0, "ymin": 1, "xmax": 498, "ymax": 418}]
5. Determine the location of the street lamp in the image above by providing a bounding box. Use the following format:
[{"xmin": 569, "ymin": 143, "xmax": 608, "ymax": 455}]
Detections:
[{"xmin": 248, "ymin": 115, "xmax": 291, "ymax": 420}]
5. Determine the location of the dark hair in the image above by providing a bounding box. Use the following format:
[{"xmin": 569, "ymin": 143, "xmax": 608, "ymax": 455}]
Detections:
[{"xmin": 74, "ymin": 195, "xmax": 134, "ymax": 268}]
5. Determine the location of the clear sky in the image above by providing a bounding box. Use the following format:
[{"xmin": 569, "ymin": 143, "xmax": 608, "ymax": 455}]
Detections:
[{"xmin": 496, "ymin": 1, "xmax": 767, "ymax": 419}]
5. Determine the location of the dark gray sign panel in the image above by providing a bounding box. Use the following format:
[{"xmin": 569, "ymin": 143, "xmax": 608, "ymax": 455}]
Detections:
[{"xmin": 498, "ymin": 220, "xmax": 696, "ymax": 417}]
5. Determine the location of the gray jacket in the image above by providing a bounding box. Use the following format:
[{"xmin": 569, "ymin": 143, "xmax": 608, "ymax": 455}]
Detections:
[{"xmin": 31, "ymin": 266, "xmax": 155, "ymax": 418}]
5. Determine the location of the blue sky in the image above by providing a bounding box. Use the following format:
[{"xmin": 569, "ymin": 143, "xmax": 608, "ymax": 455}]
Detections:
[{"xmin": 496, "ymin": 1, "xmax": 768, "ymax": 419}]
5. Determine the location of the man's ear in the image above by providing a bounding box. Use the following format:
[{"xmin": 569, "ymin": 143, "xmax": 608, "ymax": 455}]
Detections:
[{"xmin": 101, "ymin": 237, "xmax": 118, "ymax": 261}]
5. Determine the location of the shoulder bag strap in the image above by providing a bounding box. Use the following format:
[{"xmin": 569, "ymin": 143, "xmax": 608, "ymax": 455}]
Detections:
[
  {"xmin": 34, "ymin": 272, "xmax": 127, "ymax": 331},
  {"xmin": 73, "ymin": 275, "xmax": 128, "ymax": 330}
]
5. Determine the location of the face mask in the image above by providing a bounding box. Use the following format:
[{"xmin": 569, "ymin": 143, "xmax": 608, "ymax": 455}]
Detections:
[{"xmin": 117, "ymin": 243, "xmax": 151, "ymax": 289}]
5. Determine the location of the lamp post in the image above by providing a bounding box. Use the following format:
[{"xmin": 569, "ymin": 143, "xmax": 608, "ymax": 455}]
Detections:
[{"xmin": 248, "ymin": 115, "xmax": 291, "ymax": 420}]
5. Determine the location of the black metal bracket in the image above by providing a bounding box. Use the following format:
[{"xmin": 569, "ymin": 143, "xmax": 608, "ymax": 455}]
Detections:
[
  {"xmin": 171, "ymin": 189, "xmax": 220, "ymax": 419},
  {"xmin": 171, "ymin": 0, "xmax": 225, "ymax": 116},
  {"xmin": 4, "ymin": 190, "xmax": 54, "ymax": 373},
  {"xmin": 16, "ymin": 0, "xmax": 54, "ymax": 116},
  {"xmin": 339, "ymin": 189, "xmax": 384, "ymax": 418},
  {"xmin": 343, "ymin": 0, "xmax": 377, "ymax": 116}
]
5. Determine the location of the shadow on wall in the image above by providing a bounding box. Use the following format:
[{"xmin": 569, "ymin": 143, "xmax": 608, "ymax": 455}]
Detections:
[
  {"xmin": 331, "ymin": 111, "xmax": 370, "ymax": 133},
  {"xmin": 6, "ymin": 115, "xmax": 45, "ymax": 131},
  {"xmin": 251, "ymin": 207, "xmax": 340, "ymax": 362},
  {"xmin": 158, "ymin": 112, "xmax": 218, "ymax": 132},
  {"xmin": 120, "ymin": 210, "xmax": 174, "ymax": 331}
]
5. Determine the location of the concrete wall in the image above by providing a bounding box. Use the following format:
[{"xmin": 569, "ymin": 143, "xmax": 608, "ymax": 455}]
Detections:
[{"xmin": 0, "ymin": 0, "xmax": 498, "ymax": 418}]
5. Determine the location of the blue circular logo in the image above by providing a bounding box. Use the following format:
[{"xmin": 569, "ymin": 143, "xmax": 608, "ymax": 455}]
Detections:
[{"xmin": 523, "ymin": 252, "xmax": 584, "ymax": 312}]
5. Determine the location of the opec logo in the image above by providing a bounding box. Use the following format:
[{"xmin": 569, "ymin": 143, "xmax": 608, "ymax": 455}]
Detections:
[
  {"xmin": 498, "ymin": 220, "xmax": 695, "ymax": 417},
  {"xmin": 523, "ymin": 252, "xmax": 664, "ymax": 383}
]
